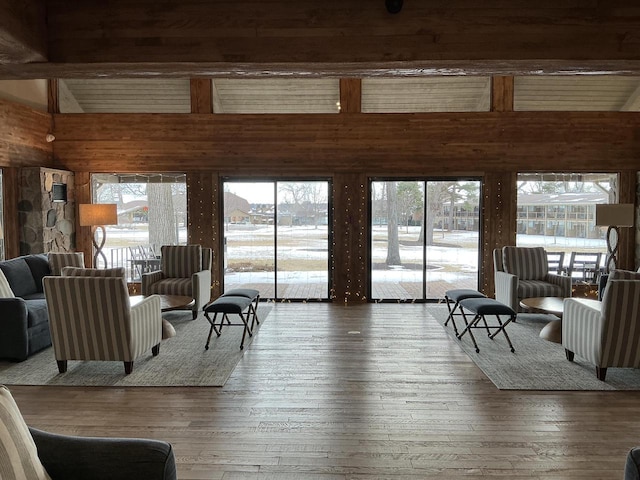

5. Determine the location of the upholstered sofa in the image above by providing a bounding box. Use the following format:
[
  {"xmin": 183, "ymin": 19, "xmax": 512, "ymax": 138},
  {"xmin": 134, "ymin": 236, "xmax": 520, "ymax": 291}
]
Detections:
[{"xmin": 0, "ymin": 253, "xmax": 84, "ymax": 361}]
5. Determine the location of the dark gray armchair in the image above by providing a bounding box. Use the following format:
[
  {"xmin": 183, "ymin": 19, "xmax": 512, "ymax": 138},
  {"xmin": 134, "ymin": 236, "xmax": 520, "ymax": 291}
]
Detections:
[{"xmin": 29, "ymin": 427, "xmax": 177, "ymax": 480}]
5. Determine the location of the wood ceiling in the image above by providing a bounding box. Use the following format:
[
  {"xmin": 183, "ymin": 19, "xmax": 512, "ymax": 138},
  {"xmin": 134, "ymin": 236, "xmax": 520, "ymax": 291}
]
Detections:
[{"xmin": 3, "ymin": 1, "xmax": 640, "ymax": 79}]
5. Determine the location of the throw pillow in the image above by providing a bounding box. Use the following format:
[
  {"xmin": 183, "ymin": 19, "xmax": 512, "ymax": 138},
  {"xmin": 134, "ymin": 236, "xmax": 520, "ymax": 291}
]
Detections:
[
  {"xmin": 0, "ymin": 385, "xmax": 51, "ymax": 480},
  {"xmin": 0, "ymin": 269, "xmax": 15, "ymax": 298}
]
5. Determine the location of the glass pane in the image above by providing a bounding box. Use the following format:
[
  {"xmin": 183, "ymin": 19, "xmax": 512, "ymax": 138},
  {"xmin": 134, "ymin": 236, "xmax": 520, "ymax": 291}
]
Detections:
[
  {"xmin": 223, "ymin": 182, "xmax": 276, "ymax": 298},
  {"xmin": 91, "ymin": 173, "xmax": 187, "ymax": 278},
  {"xmin": 370, "ymin": 181, "xmax": 425, "ymax": 301},
  {"xmin": 516, "ymin": 173, "xmax": 614, "ymax": 278},
  {"xmin": 425, "ymin": 180, "xmax": 480, "ymax": 297},
  {"xmin": 276, "ymin": 181, "xmax": 329, "ymax": 300},
  {"xmin": 371, "ymin": 179, "xmax": 480, "ymax": 301}
]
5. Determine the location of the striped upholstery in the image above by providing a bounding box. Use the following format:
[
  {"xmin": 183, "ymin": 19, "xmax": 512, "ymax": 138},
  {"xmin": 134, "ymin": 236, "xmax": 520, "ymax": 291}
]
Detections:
[
  {"xmin": 0, "ymin": 385, "xmax": 51, "ymax": 480},
  {"xmin": 494, "ymin": 246, "xmax": 572, "ymax": 312},
  {"xmin": 502, "ymin": 246, "xmax": 548, "ymax": 280},
  {"xmin": 161, "ymin": 245, "xmax": 202, "ymax": 278},
  {"xmin": 0, "ymin": 268, "xmax": 15, "ymax": 298},
  {"xmin": 563, "ymin": 279, "xmax": 640, "ymax": 373},
  {"xmin": 47, "ymin": 252, "xmax": 85, "ymax": 276},
  {"xmin": 142, "ymin": 245, "xmax": 213, "ymax": 316},
  {"xmin": 62, "ymin": 266, "xmax": 126, "ymax": 278},
  {"xmin": 43, "ymin": 277, "xmax": 161, "ymax": 365}
]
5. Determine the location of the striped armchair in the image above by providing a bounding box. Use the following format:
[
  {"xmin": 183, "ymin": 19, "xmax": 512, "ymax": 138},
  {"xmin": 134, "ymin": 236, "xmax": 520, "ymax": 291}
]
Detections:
[
  {"xmin": 493, "ymin": 246, "xmax": 572, "ymax": 312},
  {"xmin": 141, "ymin": 245, "xmax": 212, "ymax": 319},
  {"xmin": 43, "ymin": 273, "xmax": 162, "ymax": 374},
  {"xmin": 563, "ymin": 269, "xmax": 640, "ymax": 381}
]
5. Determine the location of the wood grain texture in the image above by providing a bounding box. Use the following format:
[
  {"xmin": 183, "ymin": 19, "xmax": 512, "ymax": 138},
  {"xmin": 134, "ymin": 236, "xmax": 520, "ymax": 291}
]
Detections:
[
  {"xmin": 0, "ymin": 98, "xmax": 52, "ymax": 167},
  {"xmin": 8, "ymin": 302, "xmax": 640, "ymax": 479},
  {"xmin": 73, "ymin": 171, "xmax": 92, "ymax": 268},
  {"xmin": 340, "ymin": 79, "xmax": 361, "ymax": 114},
  {"xmin": 0, "ymin": 0, "xmax": 46, "ymax": 63},
  {"xmin": 51, "ymin": 111, "xmax": 640, "ymax": 174},
  {"xmin": 186, "ymin": 171, "xmax": 218, "ymax": 300},
  {"xmin": 481, "ymin": 172, "xmax": 517, "ymax": 297},
  {"xmin": 617, "ymin": 170, "xmax": 636, "ymax": 272},
  {"xmin": 13, "ymin": 1, "xmax": 638, "ymax": 78},
  {"xmin": 189, "ymin": 79, "xmax": 212, "ymax": 114},
  {"xmin": 332, "ymin": 173, "xmax": 367, "ymax": 303},
  {"xmin": 492, "ymin": 76, "xmax": 514, "ymax": 112}
]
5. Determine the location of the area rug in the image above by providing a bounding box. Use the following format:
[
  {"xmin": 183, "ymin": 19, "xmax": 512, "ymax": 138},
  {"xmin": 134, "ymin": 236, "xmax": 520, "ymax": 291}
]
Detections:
[
  {"xmin": 0, "ymin": 306, "xmax": 271, "ymax": 387},
  {"xmin": 429, "ymin": 304, "xmax": 640, "ymax": 391}
]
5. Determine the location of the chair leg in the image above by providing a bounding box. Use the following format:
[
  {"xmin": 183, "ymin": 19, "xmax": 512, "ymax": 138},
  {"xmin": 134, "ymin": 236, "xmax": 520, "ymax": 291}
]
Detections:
[
  {"xmin": 124, "ymin": 361, "xmax": 134, "ymax": 374},
  {"xmin": 565, "ymin": 349, "xmax": 574, "ymax": 361},
  {"xmin": 596, "ymin": 366, "xmax": 607, "ymax": 381},
  {"xmin": 56, "ymin": 360, "xmax": 67, "ymax": 373},
  {"xmin": 192, "ymin": 309, "xmax": 198, "ymax": 320},
  {"xmin": 152, "ymin": 343, "xmax": 160, "ymax": 356}
]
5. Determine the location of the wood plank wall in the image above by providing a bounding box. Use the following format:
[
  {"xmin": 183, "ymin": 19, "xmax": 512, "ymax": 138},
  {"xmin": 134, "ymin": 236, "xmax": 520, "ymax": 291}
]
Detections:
[{"xmin": 2, "ymin": 79, "xmax": 638, "ymax": 299}]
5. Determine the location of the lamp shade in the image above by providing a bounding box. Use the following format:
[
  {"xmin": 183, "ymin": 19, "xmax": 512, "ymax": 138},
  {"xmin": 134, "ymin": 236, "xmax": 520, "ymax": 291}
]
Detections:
[
  {"xmin": 79, "ymin": 204, "xmax": 118, "ymax": 226},
  {"xmin": 595, "ymin": 203, "xmax": 635, "ymax": 227}
]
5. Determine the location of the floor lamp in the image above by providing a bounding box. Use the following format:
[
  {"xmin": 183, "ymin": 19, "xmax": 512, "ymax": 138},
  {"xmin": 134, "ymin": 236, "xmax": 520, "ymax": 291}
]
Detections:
[
  {"xmin": 595, "ymin": 203, "xmax": 635, "ymax": 273},
  {"xmin": 79, "ymin": 204, "xmax": 118, "ymax": 268}
]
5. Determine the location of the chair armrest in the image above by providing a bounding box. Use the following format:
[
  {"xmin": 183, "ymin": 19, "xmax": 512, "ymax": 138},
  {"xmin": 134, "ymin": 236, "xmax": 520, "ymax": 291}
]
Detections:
[
  {"xmin": 0, "ymin": 297, "xmax": 29, "ymax": 361},
  {"xmin": 562, "ymin": 298, "xmax": 602, "ymax": 362},
  {"xmin": 130, "ymin": 295, "xmax": 162, "ymax": 347},
  {"xmin": 625, "ymin": 447, "xmax": 640, "ymax": 480},
  {"xmin": 192, "ymin": 269, "xmax": 212, "ymax": 311},
  {"xmin": 141, "ymin": 270, "xmax": 164, "ymax": 295},
  {"xmin": 544, "ymin": 273, "xmax": 573, "ymax": 298},
  {"xmin": 494, "ymin": 270, "xmax": 518, "ymax": 311},
  {"xmin": 29, "ymin": 427, "xmax": 177, "ymax": 480}
]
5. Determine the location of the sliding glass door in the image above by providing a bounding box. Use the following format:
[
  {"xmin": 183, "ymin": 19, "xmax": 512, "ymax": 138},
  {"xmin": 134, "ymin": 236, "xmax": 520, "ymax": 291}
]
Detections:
[
  {"xmin": 370, "ymin": 179, "xmax": 481, "ymax": 301},
  {"xmin": 223, "ymin": 180, "xmax": 330, "ymax": 301}
]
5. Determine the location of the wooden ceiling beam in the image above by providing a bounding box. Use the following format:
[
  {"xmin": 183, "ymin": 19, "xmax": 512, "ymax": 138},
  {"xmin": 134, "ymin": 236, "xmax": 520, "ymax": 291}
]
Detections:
[
  {"xmin": 0, "ymin": 0, "xmax": 47, "ymax": 64},
  {"xmin": 4, "ymin": 2, "xmax": 640, "ymax": 78}
]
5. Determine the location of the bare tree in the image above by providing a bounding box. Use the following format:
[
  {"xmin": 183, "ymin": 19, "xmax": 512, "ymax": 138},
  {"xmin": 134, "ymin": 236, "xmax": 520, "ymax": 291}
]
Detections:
[
  {"xmin": 386, "ymin": 181, "xmax": 401, "ymax": 265},
  {"xmin": 148, "ymin": 183, "xmax": 177, "ymax": 248}
]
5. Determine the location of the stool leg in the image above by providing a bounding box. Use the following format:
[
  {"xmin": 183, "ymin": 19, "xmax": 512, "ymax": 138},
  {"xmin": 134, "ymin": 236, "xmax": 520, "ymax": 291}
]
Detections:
[
  {"xmin": 239, "ymin": 312, "xmax": 250, "ymax": 350},
  {"xmin": 457, "ymin": 311, "xmax": 481, "ymax": 353},
  {"xmin": 205, "ymin": 312, "xmax": 220, "ymax": 350},
  {"xmin": 488, "ymin": 314, "xmax": 516, "ymax": 353},
  {"xmin": 444, "ymin": 297, "xmax": 460, "ymax": 336}
]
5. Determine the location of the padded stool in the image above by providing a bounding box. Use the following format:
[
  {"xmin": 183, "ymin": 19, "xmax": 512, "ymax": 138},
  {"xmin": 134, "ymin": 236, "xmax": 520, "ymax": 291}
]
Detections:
[
  {"xmin": 444, "ymin": 289, "xmax": 487, "ymax": 335},
  {"xmin": 221, "ymin": 288, "xmax": 260, "ymax": 327},
  {"xmin": 456, "ymin": 298, "xmax": 516, "ymax": 353},
  {"xmin": 203, "ymin": 295, "xmax": 254, "ymax": 350}
]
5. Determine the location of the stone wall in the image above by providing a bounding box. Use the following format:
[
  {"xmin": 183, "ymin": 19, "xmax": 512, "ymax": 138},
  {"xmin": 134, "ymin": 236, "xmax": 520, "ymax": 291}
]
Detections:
[{"xmin": 19, "ymin": 167, "xmax": 75, "ymax": 255}]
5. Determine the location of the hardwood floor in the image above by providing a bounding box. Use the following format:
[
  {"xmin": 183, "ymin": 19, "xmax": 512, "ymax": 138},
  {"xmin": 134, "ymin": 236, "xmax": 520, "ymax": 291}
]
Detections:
[{"xmin": 10, "ymin": 303, "xmax": 640, "ymax": 479}]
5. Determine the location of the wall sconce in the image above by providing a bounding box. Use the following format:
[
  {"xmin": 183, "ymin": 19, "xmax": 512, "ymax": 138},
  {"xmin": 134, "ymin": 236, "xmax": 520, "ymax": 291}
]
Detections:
[
  {"xmin": 595, "ymin": 203, "xmax": 635, "ymax": 273},
  {"xmin": 79, "ymin": 204, "xmax": 118, "ymax": 268},
  {"xmin": 45, "ymin": 133, "xmax": 56, "ymax": 143}
]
